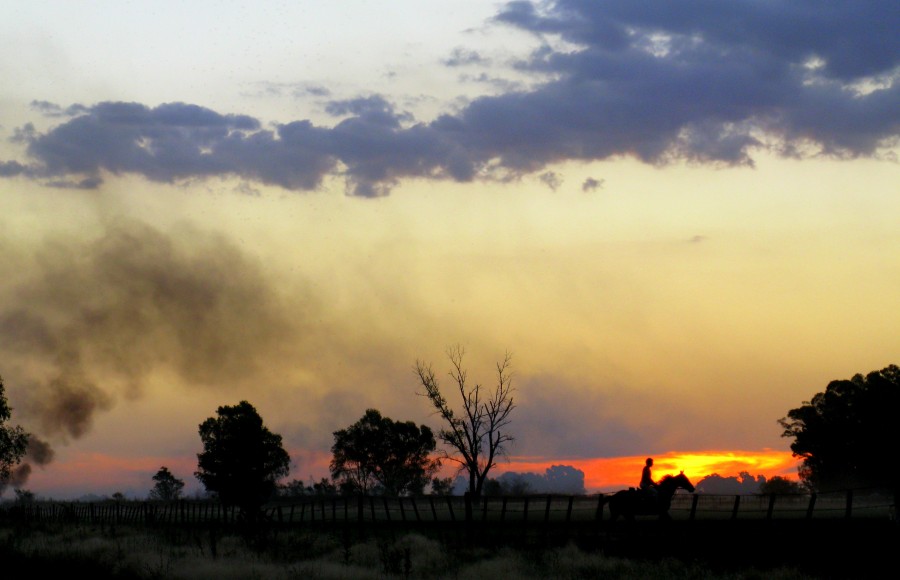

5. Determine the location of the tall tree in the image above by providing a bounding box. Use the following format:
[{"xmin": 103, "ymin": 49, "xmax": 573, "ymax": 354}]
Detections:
[
  {"xmin": 195, "ymin": 400, "xmax": 290, "ymax": 516},
  {"xmin": 414, "ymin": 345, "xmax": 515, "ymax": 497},
  {"xmin": 0, "ymin": 375, "xmax": 29, "ymax": 489},
  {"xmin": 149, "ymin": 466, "xmax": 185, "ymax": 501},
  {"xmin": 331, "ymin": 408, "xmax": 439, "ymax": 495},
  {"xmin": 779, "ymin": 364, "xmax": 900, "ymax": 492}
]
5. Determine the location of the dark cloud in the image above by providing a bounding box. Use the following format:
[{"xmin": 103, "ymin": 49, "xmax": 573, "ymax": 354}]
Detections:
[
  {"xmin": 581, "ymin": 177, "xmax": 603, "ymax": 192},
  {"xmin": 29, "ymin": 100, "xmax": 90, "ymax": 117},
  {"xmin": 2, "ymin": 1, "xmax": 897, "ymax": 195},
  {"xmin": 539, "ymin": 170, "xmax": 562, "ymax": 191},
  {"xmin": 0, "ymin": 161, "xmax": 28, "ymax": 177},
  {"xmin": 443, "ymin": 47, "xmax": 490, "ymax": 67}
]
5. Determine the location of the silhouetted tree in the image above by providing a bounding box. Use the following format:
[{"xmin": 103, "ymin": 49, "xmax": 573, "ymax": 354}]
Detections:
[
  {"xmin": 429, "ymin": 476, "xmax": 455, "ymax": 496},
  {"xmin": 0, "ymin": 375, "xmax": 29, "ymax": 490},
  {"xmin": 759, "ymin": 476, "xmax": 804, "ymax": 495},
  {"xmin": 331, "ymin": 409, "xmax": 439, "ymax": 495},
  {"xmin": 278, "ymin": 477, "xmax": 337, "ymax": 497},
  {"xmin": 779, "ymin": 364, "xmax": 900, "ymax": 491},
  {"xmin": 415, "ymin": 345, "xmax": 515, "ymax": 497},
  {"xmin": 310, "ymin": 477, "xmax": 338, "ymax": 495},
  {"xmin": 482, "ymin": 478, "xmax": 503, "ymax": 495},
  {"xmin": 195, "ymin": 401, "xmax": 290, "ymax": 517},
  {"xmin": 695, "ymin": 472, "xmax": 764, "ymax": 495},
  {"xmin": 497, "ymin": 465, "xmax": 587, "ymax": 495},
  {"xmin": 150, "ymin": 466, "xmax": 185, "ymax": 501}
]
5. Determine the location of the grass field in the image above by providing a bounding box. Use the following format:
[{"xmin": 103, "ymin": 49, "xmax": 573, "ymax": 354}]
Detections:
[{"xmin": 3, "ymin": 514, "xmax": 895, "ymax": 579}]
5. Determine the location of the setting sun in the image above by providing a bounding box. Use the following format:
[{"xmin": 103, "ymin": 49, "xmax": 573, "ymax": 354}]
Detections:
[{"xmin": 499, "ymin": 450, "xmax": 799, "ymax": 492}]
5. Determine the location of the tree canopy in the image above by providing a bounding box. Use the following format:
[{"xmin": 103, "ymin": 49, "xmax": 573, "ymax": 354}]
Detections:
[
  {"xmin": 330, "ymin": 408, "xmax": 439, "ymax": 495},
  {"xmin": 195, "ymin": 400, "xmax": 290, "ymax": 514},
  {"xmin": 149, "ymin": 466, "xmax": 185, "ymax": 501},
  {"xmin": 779, "ymin": 364, "xmax": 900, "ymax": 492},
  {"xmin": 759, "ymin": 476, "xmax": 804, "ymax": 495},
  {"xmin": 0, "ymin": 375, "xmax": 29, "ymax": 488}
]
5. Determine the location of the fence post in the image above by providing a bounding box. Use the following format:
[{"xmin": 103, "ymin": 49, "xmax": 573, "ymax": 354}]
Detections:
[
  {"xmin": 845, "ymin": 489, "xmax": 853, "ymax": 519},
  {"xmin": 523, "ymin": 496, "xmax": 530, "ymax": 522},
  {"xmin": 544, "ymin": 495, "xmax": 552, "ymax": 524},
  {"xmin": 383, "ymin": 497, "xmax": 392, "ymax": 522},
  {"xmin": 690, "ymin": 494, "xmax": 699, "ymax": 521},
  {"xmin": 482, "ymin": 496, "xmax": 489, "ymax": 521},
  {"xmin": 464, "ymin": 492, "xmax": 472, "ymax": 523},
  {"xmin": 446, "ymin": 497, "xmax": 456, "ymax": 522},
  {"xmin": 429, "ymin": 496, "xmax": 437, "ymax": 521},
  {"xmin": 565, "ymin": 496, "xmax": 574, "ymax": 524},
  {"xmin": 501, "ymin": 497, "xmax": 508, "ymax": 522},
  {"xmin": 596, "ymin": 495, "xmax": 605, "ymax": 521},
  {"xmin": 411, "ymin": 497, "xmax": 421, "ymax": 522},
  {"xmin": 731, "ymin": 495, "xmax": 741, "ymax": 520},
  {"xmin": 766, "ymin": 494, "xmax": 776, "ymax": 520}
]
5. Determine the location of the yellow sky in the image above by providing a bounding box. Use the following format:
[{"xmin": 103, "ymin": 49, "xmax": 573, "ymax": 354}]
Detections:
[
  {"xmin": 3, "ymin": 150, "xmax": 897, "ymax": 498},
  {"xmin": 1, "ymin": 1, "xmax": 898, "ymax": 499}
]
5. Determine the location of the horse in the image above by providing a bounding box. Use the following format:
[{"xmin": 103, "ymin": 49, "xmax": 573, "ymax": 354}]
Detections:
[{"xmin": 606, "ymin": 472, "xmax": 695, "ymax": 522}]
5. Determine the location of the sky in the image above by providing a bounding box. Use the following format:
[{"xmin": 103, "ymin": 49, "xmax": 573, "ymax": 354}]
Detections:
[{"xmin": 1, "ymin": 0, "xmax": 898, "ymax": 499}]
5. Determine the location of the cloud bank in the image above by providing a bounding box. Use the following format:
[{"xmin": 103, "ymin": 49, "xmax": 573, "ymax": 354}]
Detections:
[{"xmin": 2, "ymin": 1, "xmax": 896, "ymax": 196}]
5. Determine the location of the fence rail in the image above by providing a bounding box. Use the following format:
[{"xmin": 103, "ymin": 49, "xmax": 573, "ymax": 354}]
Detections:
[{"xmin": 2, "ymin": 488, "xmax": 895, "ymax": 528}]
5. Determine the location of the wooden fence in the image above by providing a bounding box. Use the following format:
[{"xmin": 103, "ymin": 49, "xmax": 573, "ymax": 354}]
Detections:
[{"xmin": 2, "ymin": 488, "xmax": 895, "ymax": 527}]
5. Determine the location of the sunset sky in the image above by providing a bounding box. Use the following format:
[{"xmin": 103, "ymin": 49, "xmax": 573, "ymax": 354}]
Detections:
[{"xmin": 1, "ymin": 1, "xmax": 897, "ymax": 499}]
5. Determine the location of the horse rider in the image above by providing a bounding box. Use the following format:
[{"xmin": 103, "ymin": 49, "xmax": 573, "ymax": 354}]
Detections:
[{"xmin": 640, "ymin": 457, "xmax": 659, "ymax": 501}]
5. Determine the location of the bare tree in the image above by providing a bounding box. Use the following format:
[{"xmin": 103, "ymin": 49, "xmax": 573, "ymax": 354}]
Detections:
[{"xmin": 414, "ymin": 345, "xmax": 515, "ymax": 497}]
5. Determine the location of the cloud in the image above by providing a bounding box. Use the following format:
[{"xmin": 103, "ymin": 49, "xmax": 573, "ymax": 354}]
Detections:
[
  {"xmin": 2, "ymin": 1, "xmax": 897, "ymax": 195},
  {"xmin": 443, "ymin": 47, "xmax": 490, "ymax": 67},
  {"xmin": 581, "ymin": 177, "xmax": 603, "ymax": 192},
  {"xmin": 538, "ymin": 170, "xmax": 562, "ymax": 190}
]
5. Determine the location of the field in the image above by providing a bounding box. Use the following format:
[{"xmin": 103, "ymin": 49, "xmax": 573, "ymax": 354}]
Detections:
[{"xmin": 2, "ymin": 501, "xmax": 897, "ymax": 579}]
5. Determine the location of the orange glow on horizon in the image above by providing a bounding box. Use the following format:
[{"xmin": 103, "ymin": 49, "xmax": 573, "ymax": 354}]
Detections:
[{"xmin": 498, "ymin": 449, "xmax": 800, "ymax": 492}]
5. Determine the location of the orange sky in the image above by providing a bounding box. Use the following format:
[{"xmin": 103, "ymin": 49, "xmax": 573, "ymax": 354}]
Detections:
[{"xmin": 497, "ymin": 449, "xmax": 800, "ymax": 492}]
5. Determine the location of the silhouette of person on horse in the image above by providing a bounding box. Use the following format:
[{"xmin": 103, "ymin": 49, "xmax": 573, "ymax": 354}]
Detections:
[
  {"xmin": 606, "ymin": 461, "xmax": 695, "ymax": 522},
  {"xmin": 640, "ymin": 457, "xmax": 659, "ymax": 503}
]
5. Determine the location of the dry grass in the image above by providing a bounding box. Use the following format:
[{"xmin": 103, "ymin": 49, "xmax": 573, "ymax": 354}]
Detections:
[{"xmin": 0, "ymin": 521, "xmax": 813, "ymax": 579}]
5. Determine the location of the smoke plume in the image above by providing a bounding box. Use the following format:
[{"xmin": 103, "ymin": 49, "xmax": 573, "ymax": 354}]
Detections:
[{"xmin": 0, "ymin": 219, "xmax": 301, "ymax": 486}]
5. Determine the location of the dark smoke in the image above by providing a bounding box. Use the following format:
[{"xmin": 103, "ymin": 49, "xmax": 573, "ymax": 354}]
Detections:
[
  {"xmin": 0, "ymin": 437, "xmax": 55, "ymax": 496},
  {"xmin": 0, "ymin": 219, "xmax": 300, "ymax": 481}
]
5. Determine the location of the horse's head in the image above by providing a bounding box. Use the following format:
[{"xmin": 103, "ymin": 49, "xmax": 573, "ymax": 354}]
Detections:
[
  {"xmin": 674, "ymin": 471, "xmax": 695, "ymax": 493},
  {"xmin": 659, "ymin": 472, "xmax": 695, "ymax": 493}
]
